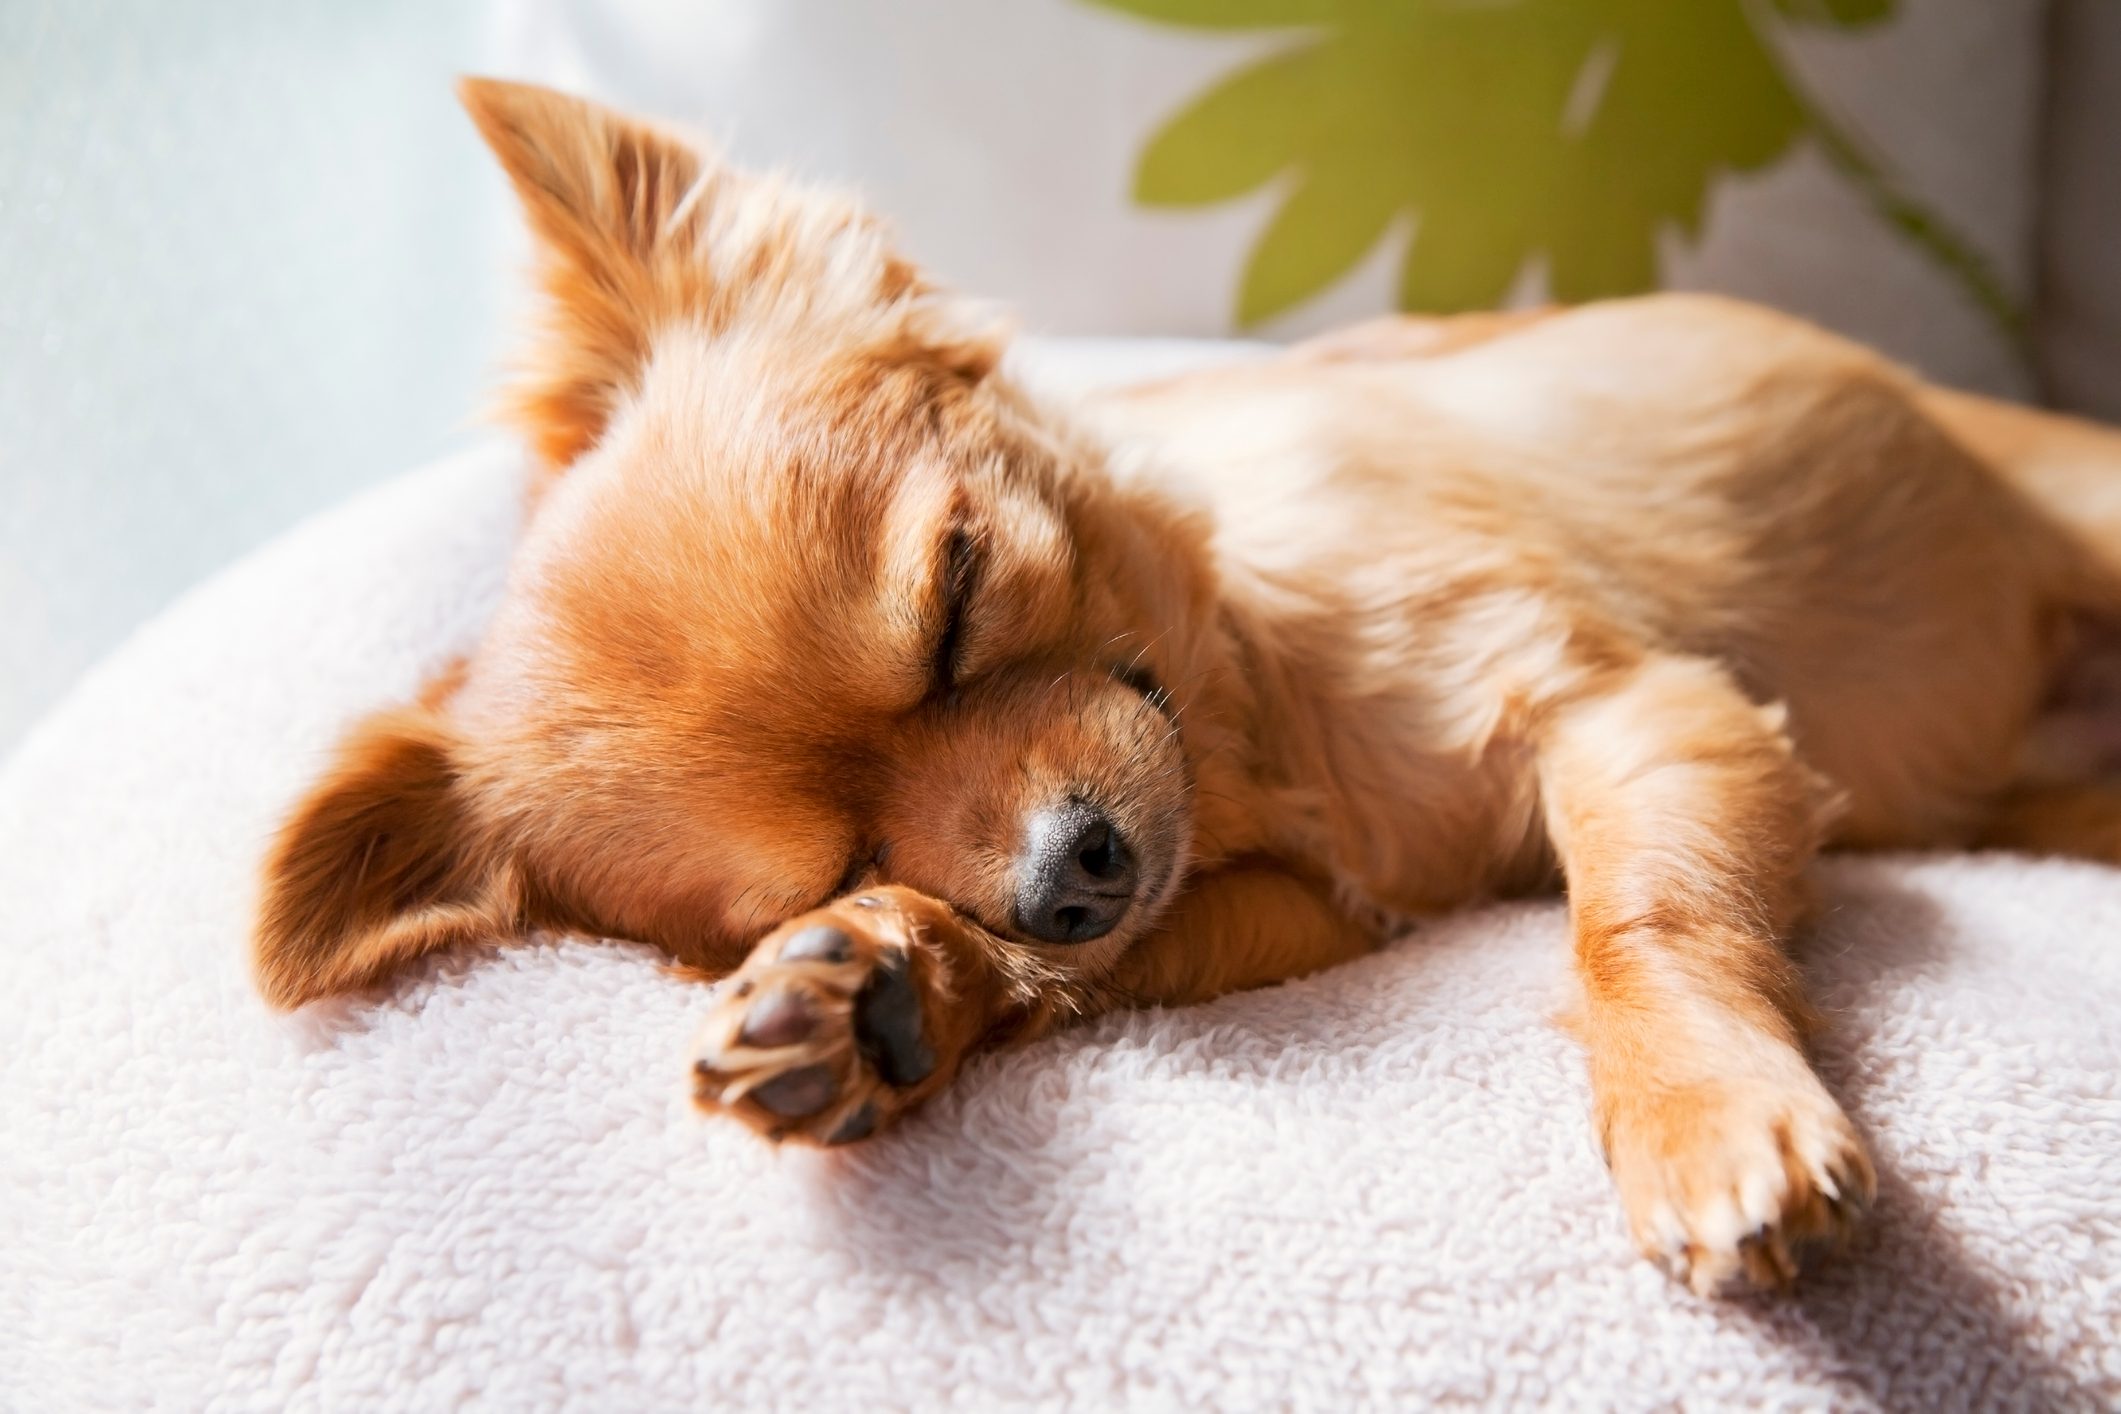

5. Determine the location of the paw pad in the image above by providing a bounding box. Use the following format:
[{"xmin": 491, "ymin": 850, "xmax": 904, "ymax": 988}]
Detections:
[
  {"xmin": 690, "ymin": 890, "xmax": 952, "ymax": 1145},
  {"xmin": 854, "ymin": 952, "xmax": 935, "ymax": 1086}
]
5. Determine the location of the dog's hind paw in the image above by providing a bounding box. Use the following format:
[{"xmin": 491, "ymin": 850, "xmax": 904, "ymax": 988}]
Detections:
[{"xmin": 689, "ymin": 887, "xmax": 967, "ymax": 1144}]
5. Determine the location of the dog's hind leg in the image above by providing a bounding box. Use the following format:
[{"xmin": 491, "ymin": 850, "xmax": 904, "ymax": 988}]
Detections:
[{"xmin": 1981, "ymin": 603, "xmax": 2121, "ymax": 864}]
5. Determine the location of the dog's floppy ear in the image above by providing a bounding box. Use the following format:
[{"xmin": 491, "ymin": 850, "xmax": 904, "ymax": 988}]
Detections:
[
  {"xmin": 254, "ymin": 707, "xmax": 523, "ymax": 1009},
  {"xmin": 459, "ymin": 76, "xmax": 712, "ymax": 467}
]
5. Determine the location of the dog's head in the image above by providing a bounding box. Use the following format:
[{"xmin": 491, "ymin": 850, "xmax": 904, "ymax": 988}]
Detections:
[{"xmin": 253, "ymin": 80, "xmax": 1223, "ymax": 1008}]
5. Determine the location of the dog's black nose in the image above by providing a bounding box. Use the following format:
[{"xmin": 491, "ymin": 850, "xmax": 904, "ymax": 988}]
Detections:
[{"xmin": 1013, "ymin": 799, "xmax": 1139, "ymax": 944}]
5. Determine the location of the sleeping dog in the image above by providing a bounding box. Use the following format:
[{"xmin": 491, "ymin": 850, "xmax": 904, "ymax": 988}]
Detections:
[{"xmin": 254, "ymin": 79, "xmax": 2121, "ymax": 1294}]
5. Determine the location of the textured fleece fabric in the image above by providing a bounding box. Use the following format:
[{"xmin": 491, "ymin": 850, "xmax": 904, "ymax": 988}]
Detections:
[{"xmin": 3, "ymin": 344, "xmax": 2118, "ymax": 1411}]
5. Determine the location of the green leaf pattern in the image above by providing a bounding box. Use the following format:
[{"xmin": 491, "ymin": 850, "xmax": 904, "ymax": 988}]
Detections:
[{"xmin": 1089, "ymin": 0, "xmax": 2022, "ymax": 346}]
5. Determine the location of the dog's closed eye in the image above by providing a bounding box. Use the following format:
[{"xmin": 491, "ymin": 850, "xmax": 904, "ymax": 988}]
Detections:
[{"xmin": 930, "ymin": 527, "xmax": 980, "ymax": 696}]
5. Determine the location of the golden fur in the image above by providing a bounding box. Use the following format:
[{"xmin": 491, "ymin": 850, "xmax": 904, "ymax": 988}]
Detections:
[{"xmin": 256, "ymin": 80, "xmax": 2121, "ymax": 1294}]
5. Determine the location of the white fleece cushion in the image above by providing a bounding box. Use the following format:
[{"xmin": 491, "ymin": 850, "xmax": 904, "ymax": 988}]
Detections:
[{"xmin": 4, "ymin": 341, "xmax": 2120, "ymax": 1409}]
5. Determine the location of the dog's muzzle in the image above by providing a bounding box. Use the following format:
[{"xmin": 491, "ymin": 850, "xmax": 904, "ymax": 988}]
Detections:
[{"xmin": 1011, "ymin": 798, "xmax": 1139, "ymax": 944}]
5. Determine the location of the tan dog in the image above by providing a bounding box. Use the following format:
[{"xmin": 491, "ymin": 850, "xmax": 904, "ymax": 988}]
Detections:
[{"xmin": 254, "ymin": 79, "xmax": 2121, "ymax": 1294}]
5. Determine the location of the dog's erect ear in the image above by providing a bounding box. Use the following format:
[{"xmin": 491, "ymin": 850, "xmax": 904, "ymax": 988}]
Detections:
[
  {"xmin": 459, "ymin": 76, "xmax": 702, "ymax": 287},
  {"xmin": 458, "ymin": 77, "xmax": 716, "ymax": 467},
  {"xmin": 458, "ymin": 77, "xmax": 1002, "ymax": 468},
  {"xmin": 254, "ymin": 707, "xmax": 523, "ymax": 1009}
]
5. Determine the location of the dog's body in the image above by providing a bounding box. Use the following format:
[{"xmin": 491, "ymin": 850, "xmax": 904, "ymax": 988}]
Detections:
[{"xmin": 255, "ymin": 80, "xmax": 2121, "ymax": 1294}]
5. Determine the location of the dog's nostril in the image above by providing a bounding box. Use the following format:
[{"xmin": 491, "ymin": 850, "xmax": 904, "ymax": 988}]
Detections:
[
  {"xmin": 1076, "ymin": 823, "xmax": 1123, "ymax": 879},
  {"xmin": 1013, "ymin": 799, "xmax": 1140, "ymax": 945}
]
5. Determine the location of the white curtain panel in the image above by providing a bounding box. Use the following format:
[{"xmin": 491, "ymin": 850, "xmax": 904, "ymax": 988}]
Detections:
[{"xmin": 0, "ymin": 0, "xmax": 506, "ymax": 753}]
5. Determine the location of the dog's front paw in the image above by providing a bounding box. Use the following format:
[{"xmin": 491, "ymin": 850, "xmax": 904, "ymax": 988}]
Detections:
[
  {"xmin": 1605, "ymin": 1069, "xmax": 1875, "ymax": 1295},
  {"xmin": 690, "ymin": 887, "xmax": 963, "ymax": 1145}
]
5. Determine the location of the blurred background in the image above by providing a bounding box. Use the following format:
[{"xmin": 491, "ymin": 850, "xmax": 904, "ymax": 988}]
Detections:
[{"xmin": 4, "ymin": 0, "xmax": 2117, "ymax": 755}]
